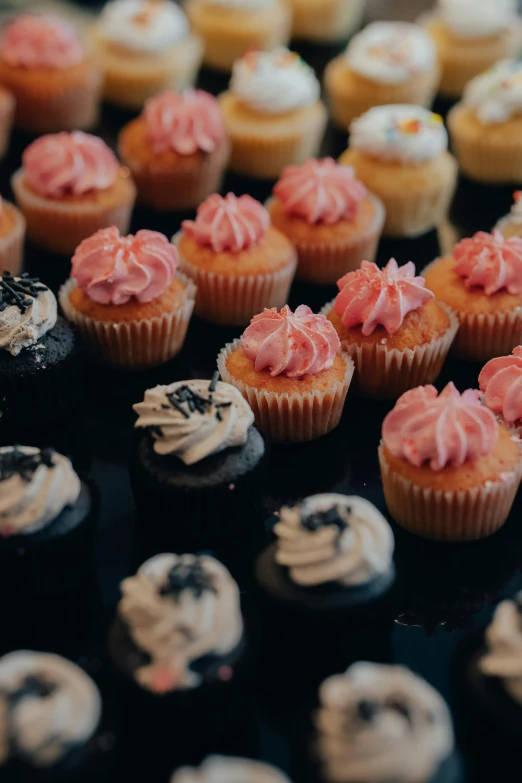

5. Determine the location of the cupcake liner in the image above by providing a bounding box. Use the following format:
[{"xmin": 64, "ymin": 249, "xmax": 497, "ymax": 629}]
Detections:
[
  {"xmin": 59, "ymin": 275, "xmax": 196, "ymax": 369},
  {"xmin": 0, "ymin": 203, "xmax": 25, "ymax": 276},
  {"xmin": 378, "ymin": 444, "xmax": 522, "ymax": 541},
  {"xmin": 291, "ymin": 0, "xmax": 365, "ymax": 43},
  {"xmin": 217, "ymin": 338, "xmax": 354, "ymax": 442},
  {"xmin": 0, "ymin": 88, "xmax": 15, "ymax": 159},
  {"xmin": 320, "ymin": 300, "xmax": 459, "ymax": 399}
]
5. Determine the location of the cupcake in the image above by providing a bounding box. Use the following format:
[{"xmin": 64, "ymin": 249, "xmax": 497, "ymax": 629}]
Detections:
[
  {"xmin": 325, "ymin": 22, "xmax": 440, "ymax": 130},
  {"xmin": 175, "ymin": 193, "xmax": 297, "ymax": 325},
  {"xmin": 59, "ymin": 226, "xmax": 195, "ymax": 369},
  {"xmin": 11, "ymin": 131, "xmax": 136, "ymax": 257},
  {"xmin": 479, "ymin": 346, "xmax": 522, "ymax": 435},
  {"xmin": 423, "ymin": 230, "xmax": 522, "ymax": 361},
  {"xmin": 267, "ymin": 158, "xmax": 385, "ymax": 285},
  {"xmin": 131, "ymin": 375, "xmax": 266, "ymax": 547},
  {"xmin": 185, "ymin": 0, "xmax": 292, "ymax": 73},
  {"xmin": 0, "ymin": 195, "xmax": 25, "ymax": 276},
  {"xmin": 496, "ymin": 191, "xmax": 522, "ymax": 239},
  {"xmin": 118, "ymin": 88, "xmax": 230, "ymax": 212},
  {"xmin": 420, "ymin": 0, "xmax": 521, "ymax": 100},
  {"xmin": 323, "ymin": 259, "xmax": 458, "ymax": 399},
  {"xmin": 0, "ymin": 86, "xmax": 14, "ymax": 160},
  {"xmin": 0, "ymin": 14, "xmax": 102, "ymax": 134},
  {"xmin": 218, "ymin": 49, "xmax": 327, "ymax": 179},
  {"xmin": 379, "ymin": 383, "xmax": 522, "ymax": 541},
  {"xmin": 447, "ymin": 60, "xmax": 522, "ymax": 184},
  {"xmin": 217, "ymin": 304, "xmax": 354, "ymax": 442},
  {"xmin": 90, "ymin": 0, "xmax": 203, "ymax": 110},
  {"xmin": 289, "ymin": 0, "xmax": 365, "ymax": 45},
  {"xmin": 339, "ymin": 105, "xmax": 458, "ymax": 238},
  {"xmin": 172, "ymin": 757, "xmax": 291, "ymax": 783}
]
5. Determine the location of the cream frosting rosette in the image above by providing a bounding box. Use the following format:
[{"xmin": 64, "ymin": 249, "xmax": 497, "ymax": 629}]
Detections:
[{"xmin": 479, "ymin": 592, "xmax": 522, "ymax": 703}]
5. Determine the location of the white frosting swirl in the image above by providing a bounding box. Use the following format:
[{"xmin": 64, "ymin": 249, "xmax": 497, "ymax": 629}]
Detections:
[
  {"xmin": 133, "ymin": 379, "xmax": 254, "ymax": 465},
  {"xmin": 0, "ymin": 280, "xmax": 57, "ymax": 357},
  {"xmin": 230, "ymin": 49, "xmax": 320, "ymax": 114},
  {"xmin": 479, "ymin": 592, "xmax": 522, "ymax": 703},
  {"xmin": 350, "ymin": 105, "xmax": 448, "ymax": 164},
  {"xmin": 346, "ymin": 22, "xmax": 437, "ymax": 85},
  {"xmin": 0, "ymin": 447, "xmax": 81, "ymax": 537},
  {"xmin": 118, "ymin": 553, "xmax": 243, "ymax": 692},
  {"xmin": 0, "ymin": 651, "xmax": 101, "ymax": 768},
  {"xmin": 437, "ymin": 0, "xmax": 519, "ymax": 39},
  {"xmin": 172, "ymin": 756, "xmax": 292, "ymax": 783},
  {"xmin": 463, "ymin": 59, "xmax": 522, "ymax": 124},
  {"xmin": 315, "ymin": 663, "xmax": 454, "ymax": 783},
  {"xmin": 98, "ymin": 0, "xmax": 189, "ymax": 53},
  {"xmin": 274, "ymin": 494, "xmax": 394, "ymax": 588}
]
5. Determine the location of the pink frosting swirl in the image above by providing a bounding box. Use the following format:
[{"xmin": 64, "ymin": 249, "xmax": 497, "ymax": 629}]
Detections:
[
  {"xmin": 382, "ymin": 382, "xmax": 498, "ymax": 470},
  {"xmin": 334, "ymin": 258, "xmax": 434, "ymax": 336},
  {"xmin": 0, "ymin": 14, "xmax": 84, "ymax": 69},
  {"xmin": 23, "ymin": 132, "xmax": 119, "ymax": 198},
  {"xmin": 479, "ymin": 346, "xmax": 522, "ymax": 425},
  {"xmin": 453, "ymin": 230, "xmax": 522, "ymax": 295},
  {"xmin": 241, "ymin": 304, "xmax": 340, "ymax": 378},
  {"xmin": 273, "ymin": 158, "xmax": 367, "ymax": 225},
  {"xmin": 71, "ymin": 226, "xmax": 178, "ymax": 305},
  {"xmin": 144, "ymin": 89, "xmax": 226, "ymax": 156},
  {"xmin": 182, "ymin": 193, "xmax": 269, "ymax": 253}
]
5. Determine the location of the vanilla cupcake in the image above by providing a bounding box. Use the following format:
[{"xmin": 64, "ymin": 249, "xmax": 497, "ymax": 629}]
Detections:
[
  {"xmin": 289, "ymin": 0, "xmax": 365, "ymax": 44},
  {"xmin": 325, "ymin": 22, "xmax": 440, "ymax": 130}
]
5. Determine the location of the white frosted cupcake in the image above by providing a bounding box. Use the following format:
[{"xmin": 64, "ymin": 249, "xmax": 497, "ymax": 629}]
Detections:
[
  {"xmin": 496, "ymin": 192, "xmax": 522, "ymax": 239},
  {"xmin": 288, "ymin": 0, "xmax": 365, "ymax": 44}
]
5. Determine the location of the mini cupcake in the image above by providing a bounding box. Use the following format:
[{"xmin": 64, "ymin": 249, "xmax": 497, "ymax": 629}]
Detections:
[
  {"xmin": 185, "ymin": 0, "xmax": 292, "ymax": 73},
  {"xmin": 379, "ymin": 383, "xmax": 522, "ymax": 541},
  {"xmin": 90, "ymin": 0, "xmax": 203, "ymax": 110},
  {"xmin": 267, "ymin": 158, "xmax": 385, "ymax": 285},
  {"xmin": 175, "ymin": 192, "xmax": 297, "ymax": 325},
  {"xmin": 0, "ymin": 14, "xmax": 102, "ymax": 133},
  {"xmin": 496, "ymin": 191, "xmax": 522, "ymax": 239},
  {"xmin": 289, "ymin": 0, "xmax": 365, "ymax": 44},
  {"xmin": 0, "ymin": 86, "xmax": 14, "ymax": 160},
  {"xmin": 323, "ymin": 259, "xmax": 458, "ymax": 399},
  {"xmin": 339, "ymin": 105, "xmax": 458, "ymax": 238},
  {"xmin": 0, "ymin": 195, "xmax": 25, "ymax": 276},
  {"xmin": 219, "ymin": 49, "xmax": 327, "ymax": 179},
  {"xmin": 448, "ymin": 60, "xmax": 522, "ymax": 184},
  {"xmin": 60, "ymin": 226, "xmax": 195, "ymax": 369},
  {"xmin": 172, "ymin": 757, "xmax": 292, "ymax": 783},
  {"xmin": 325, "ymin": 22, "xmax": 440, "ymax": 130},
  {"xmin": 218, "ymin": 305, "xmax": 354, "ymax": 442},
  {"xmin": 479, "ymin": 346, "xmax": 522, "ymax": 436},
  {"xmin": 423, "ymin": 230, "xmax": 522, "ymax": 361},
  {"xmin": 118, "ymin": 88, "xmax": 230, "ymax": 212},
  {"xmin": 12, "ymin": 131, "xmax": 136, "ymax": 257}
]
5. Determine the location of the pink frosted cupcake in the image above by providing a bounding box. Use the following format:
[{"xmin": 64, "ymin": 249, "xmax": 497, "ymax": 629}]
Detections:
[
  {"xmin": 0, "ymin": 195, "xmax": 25, "ymax": 276},
  {"xmin": 266, "ymin": 158, "xmax": 386, "ymax": 285},
  {"xmin": 479, "ymin": 346, "xmax": 522, "ymax": 436},
  {"xmin": 11, "ymin": 131, "xmax": 136, "ymax": 256},
  {"xmin": 0, "ymin": 86, "xmax": 15, "ymax": 160}
]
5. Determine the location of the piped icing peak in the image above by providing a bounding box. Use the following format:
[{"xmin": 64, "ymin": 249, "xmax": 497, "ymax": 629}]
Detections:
[
  {"xmin": 479, "ymin": 346, "xmax": 522, "ymax": 425},
  {"xmin": 0, "ymin": 272, "xmax": 57, "ymax": 356},
  {"xmin": 479, "ymin": 591, "xmax": 522, "ymax": 703},
  {"xmin": 0, "ymin": 14, "xmax": 84, "ymax": 69},
  {"xmin": 463, "ymin": 60, "xmax": 522, "ymax": 124},
  {"xmin": 23, "ymin": 132, "xmax": 119, "ymax": 198},
  {"xmin": 382, "ymin": 382, "xmax": 498, "ymax": 470},
  {"xmin": 273, "ymin": 158, "xmax": 367, "ymax": 225},
  {"xmin": 334, "ymin": 258, "xmax": 434, "ymax": 336},
  {"xmin": 72, "ymin": 226, "xmax": 178, "ymax": 305},
  {"xmin": 144, "ymin": 89, "xmax": 226, "ymax": 156},
  {"xmin": 98, "ymin": 0, "xmax": 189, "ymax": 53},
  {"xmin": 437, "ymin": 0, "xmax": 519, "ymax": 39},
  {"xmin": 452, "ymin": 230, "xmax": 522, "ymax": 295},
  {"xmin": 182, "ymin": 193, "xmax": 269, "ymax": 253},
  {"xmin": 171, "ymin": 757, "xmax": 292, "ymax": 783},
  {"xmin": 242, "ymin": 305, "xmax": 340, "ymax": 377}
]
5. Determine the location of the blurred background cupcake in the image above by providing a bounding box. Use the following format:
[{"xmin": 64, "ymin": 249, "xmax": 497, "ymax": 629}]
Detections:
[
  {"xmin": 0, "ymin": 86, "xmax": 14, "ymax": 160},
  {"xmin": 171, "ymin": 757, "xmax": 292, "ymax": 783},
  {"xmin": 0, "ymin": 194, "xmax": 24, "ymax": 276},
  {"xmin": 479, "ymin": 346, "xmax": 522, "ymax": 436},
  {"xmin": 289, "ymin": 0, "xmax": 365, "ymax": 47},
  {"xmin": 496, "ymin": 191, "xmax": 522, "ymax": 238}
]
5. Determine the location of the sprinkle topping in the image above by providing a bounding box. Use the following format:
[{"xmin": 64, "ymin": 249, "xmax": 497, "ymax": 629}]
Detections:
[
  {"xmin": 159, "ymin": 559, "xmax": 217, "ymax": 600},
  {"xmin": 301, "ymin": 504, "xmax": 350, "ymax": 533},
  {"xmin": 0, "ymin": 273, "xmax": 47, "ymax": 314},
  {"xmin": 0, "ymin": 447, "xmax": 55, "ymax": 483}
]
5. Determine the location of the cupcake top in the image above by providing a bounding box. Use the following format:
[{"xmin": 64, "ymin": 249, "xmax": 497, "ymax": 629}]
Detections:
[
  {"xmin": 22, "ymin": 132, "xmax": 119, "ymax": 198},
  {"xmin": 0, "ymin": 650, "xmax": 101, "ymax": 768},
  {"xmin": 117, "ymin": 553, "xmax": 243, "ymax": 692},
  {"xmin": 350, "ymin": 105, "xmax": 448, "ymax": 164},
  {"xmin": 452, "ymin": 230, "xmax": 522, "ymax": 295},
  {"xmin": 500, "ymin": 190, "xmax": 522, "ymax": 230},
  {"xmin": 242, "ymin": 305, "xmax": 340, "ymax": 378},
  {"xmin": 274, "ymin": 493, "xmax": 394, "ymax": 587},
  {"xmin": 273, "ymin": 158, "xmax": 367, "ymax": 225},
  {"xmin": 345, "ymin": 22, "xmax": 437, "ymax": 85},
  {"xmin": 333, "ymin": 258, "xmax": 434, "ymax": 336},
  {"xmin": 382, "ymin": 382, "xmax": 498, "ymax": 471},
  {"xmin": 0, "ymin": 272, "xmax": 57, "ymax": 356},
  {"xmin": 72, "ymin": 226, "xmax": 178, "ymax": 305},
  {"xmin": 0, "ymin": 14, "xmax": 84, "ymax": 69},
  {"xmin": 315, "ymin": 662, "xmax": 454, "ymax": 783},
  {"xmin": 98, "ymin": 0, "xmax": 189, "ymax": 53},
  {"xmin": 144, "ymin": 89, "xmax": 226, "ymax": 156},
  {"xmin": 172, "ymin": 756, "xmax": 292, "ymax": 783},
  {"xmin": 229, "ymin": 48, "xmax": 320, "ymax": 114},
  {"xmin": 436, "ymin": 0, "xmax": 518, "ymax": 39},
  {"xmin": 133, "ymin": 375, "xmax": 255, "ymax": 464},
  {"xmin": 479, "ymin": 591, "xmax": 522, "ymax": 703},
  {"xmin": 463, "ymin": 60, "xmax": 522, "ymax": 124},
  {"xmin": 182, "ymin": 193, "xmax": 269, "ymax": 252},
  {"xmin": 479, "ymin": 346, "xmax": 522, "ymax": 425}
]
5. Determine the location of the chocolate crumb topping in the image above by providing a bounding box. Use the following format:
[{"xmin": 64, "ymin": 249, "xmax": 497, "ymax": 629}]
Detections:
[
  {"xmin": 301, "ymin": 504, "xmax": 350, "ymax": 533},
  {"xmin": 0, "ymin": 272, "xmax": 47, "ymax": 314},
  {"xmin": 159, "ymin": 560, "xmax": 217, "ymax": 601},
  {"xmin": 0, "ymin": 447, "xmax": 56, "ymax": 483}
]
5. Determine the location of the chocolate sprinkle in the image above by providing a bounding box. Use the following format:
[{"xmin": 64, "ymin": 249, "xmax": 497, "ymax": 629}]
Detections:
[
  {"xmin": 0, "ymin": 447, "xmax": 56, "ymax": 483},
  {"xmin": 7, "ymin": 675, "xmax": 56, "ymax": 706},
  {"xmin": 159, "ymin": 560, "xmax": 217, "ymax": 600},
  {"xmin": 301, "ymin": 505, "xmax": 350, "ymax": 533},
  {"xmin": 209, "ymin": 371, "xmax": 220, "ymax": 393},
  {"xmin": 162, "ymin": 380, "xmax": 230, "ymax": 423},
  {"xmin": 0, "ymin": 272, "xmax": 47, "ymax": 314},
  {"xmin": 357, "ymin": 700, "xmax": 379, "ymax": 723}
]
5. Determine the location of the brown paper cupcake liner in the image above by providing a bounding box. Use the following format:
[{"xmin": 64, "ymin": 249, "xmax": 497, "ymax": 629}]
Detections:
[
  {"xmin": 217, "ymin": 338, "xmax": 354, "ymax": 442},
  {"xmin": 0, "ymin": 89, "xmax": 15, "ymax": 160},
  {"xmin": 59, "ymin": 274, "xmax": 196, "ymax": 369},
  {"xmin": 379, "ymin": 443, "xmax": 522, "ymax": 541},
  {"xmin": 0, "ymin": 203, "xmax": 25, "ymax": 276},
  {"xmin": 320, "ymin": 300, "xmax": 459, "ymax": 399}
]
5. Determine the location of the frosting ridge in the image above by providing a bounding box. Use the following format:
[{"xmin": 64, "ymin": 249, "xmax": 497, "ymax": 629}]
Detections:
[
  {"xmin": 98, "ymin": 0, "xmax": 189, "ymax": 53},
  {"xmin": 437, "ymin": 0, "xmax": 519, "ymax": 39},
  {"xmin": 452, "ymin": 230, "xmax": 522, "ymax": 295},
  {"xmin": 0, "ymin": 14, "xmax": 84, "ymax": 69},
  {"xmin": 171, "ymin": 756, "xmax": 292, "ymax": 783},
  {"xmin": 463, "ymin": 60, "xmax": 522, "ymax": 124},
  {"xmin": 346, "ymin": 22, "xmax": 437, "ymax": 84},
  {"xmin": 0, "ymin": 273, "xmax": 57, "ymax": 356},
  {"xmin": 144, "ymin": 89, "xmax": 226, "ymax": 155},
  {"xmin": 182, "ymin": 193, "xmax": 269, "ymax": 252},
  {"xmin": 479, "ymin": 592, "xmax": 522, "ymax": 704},
  {"xmin": 479, "ymin": 346, "xmax": 522, "ymax": 425}
]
